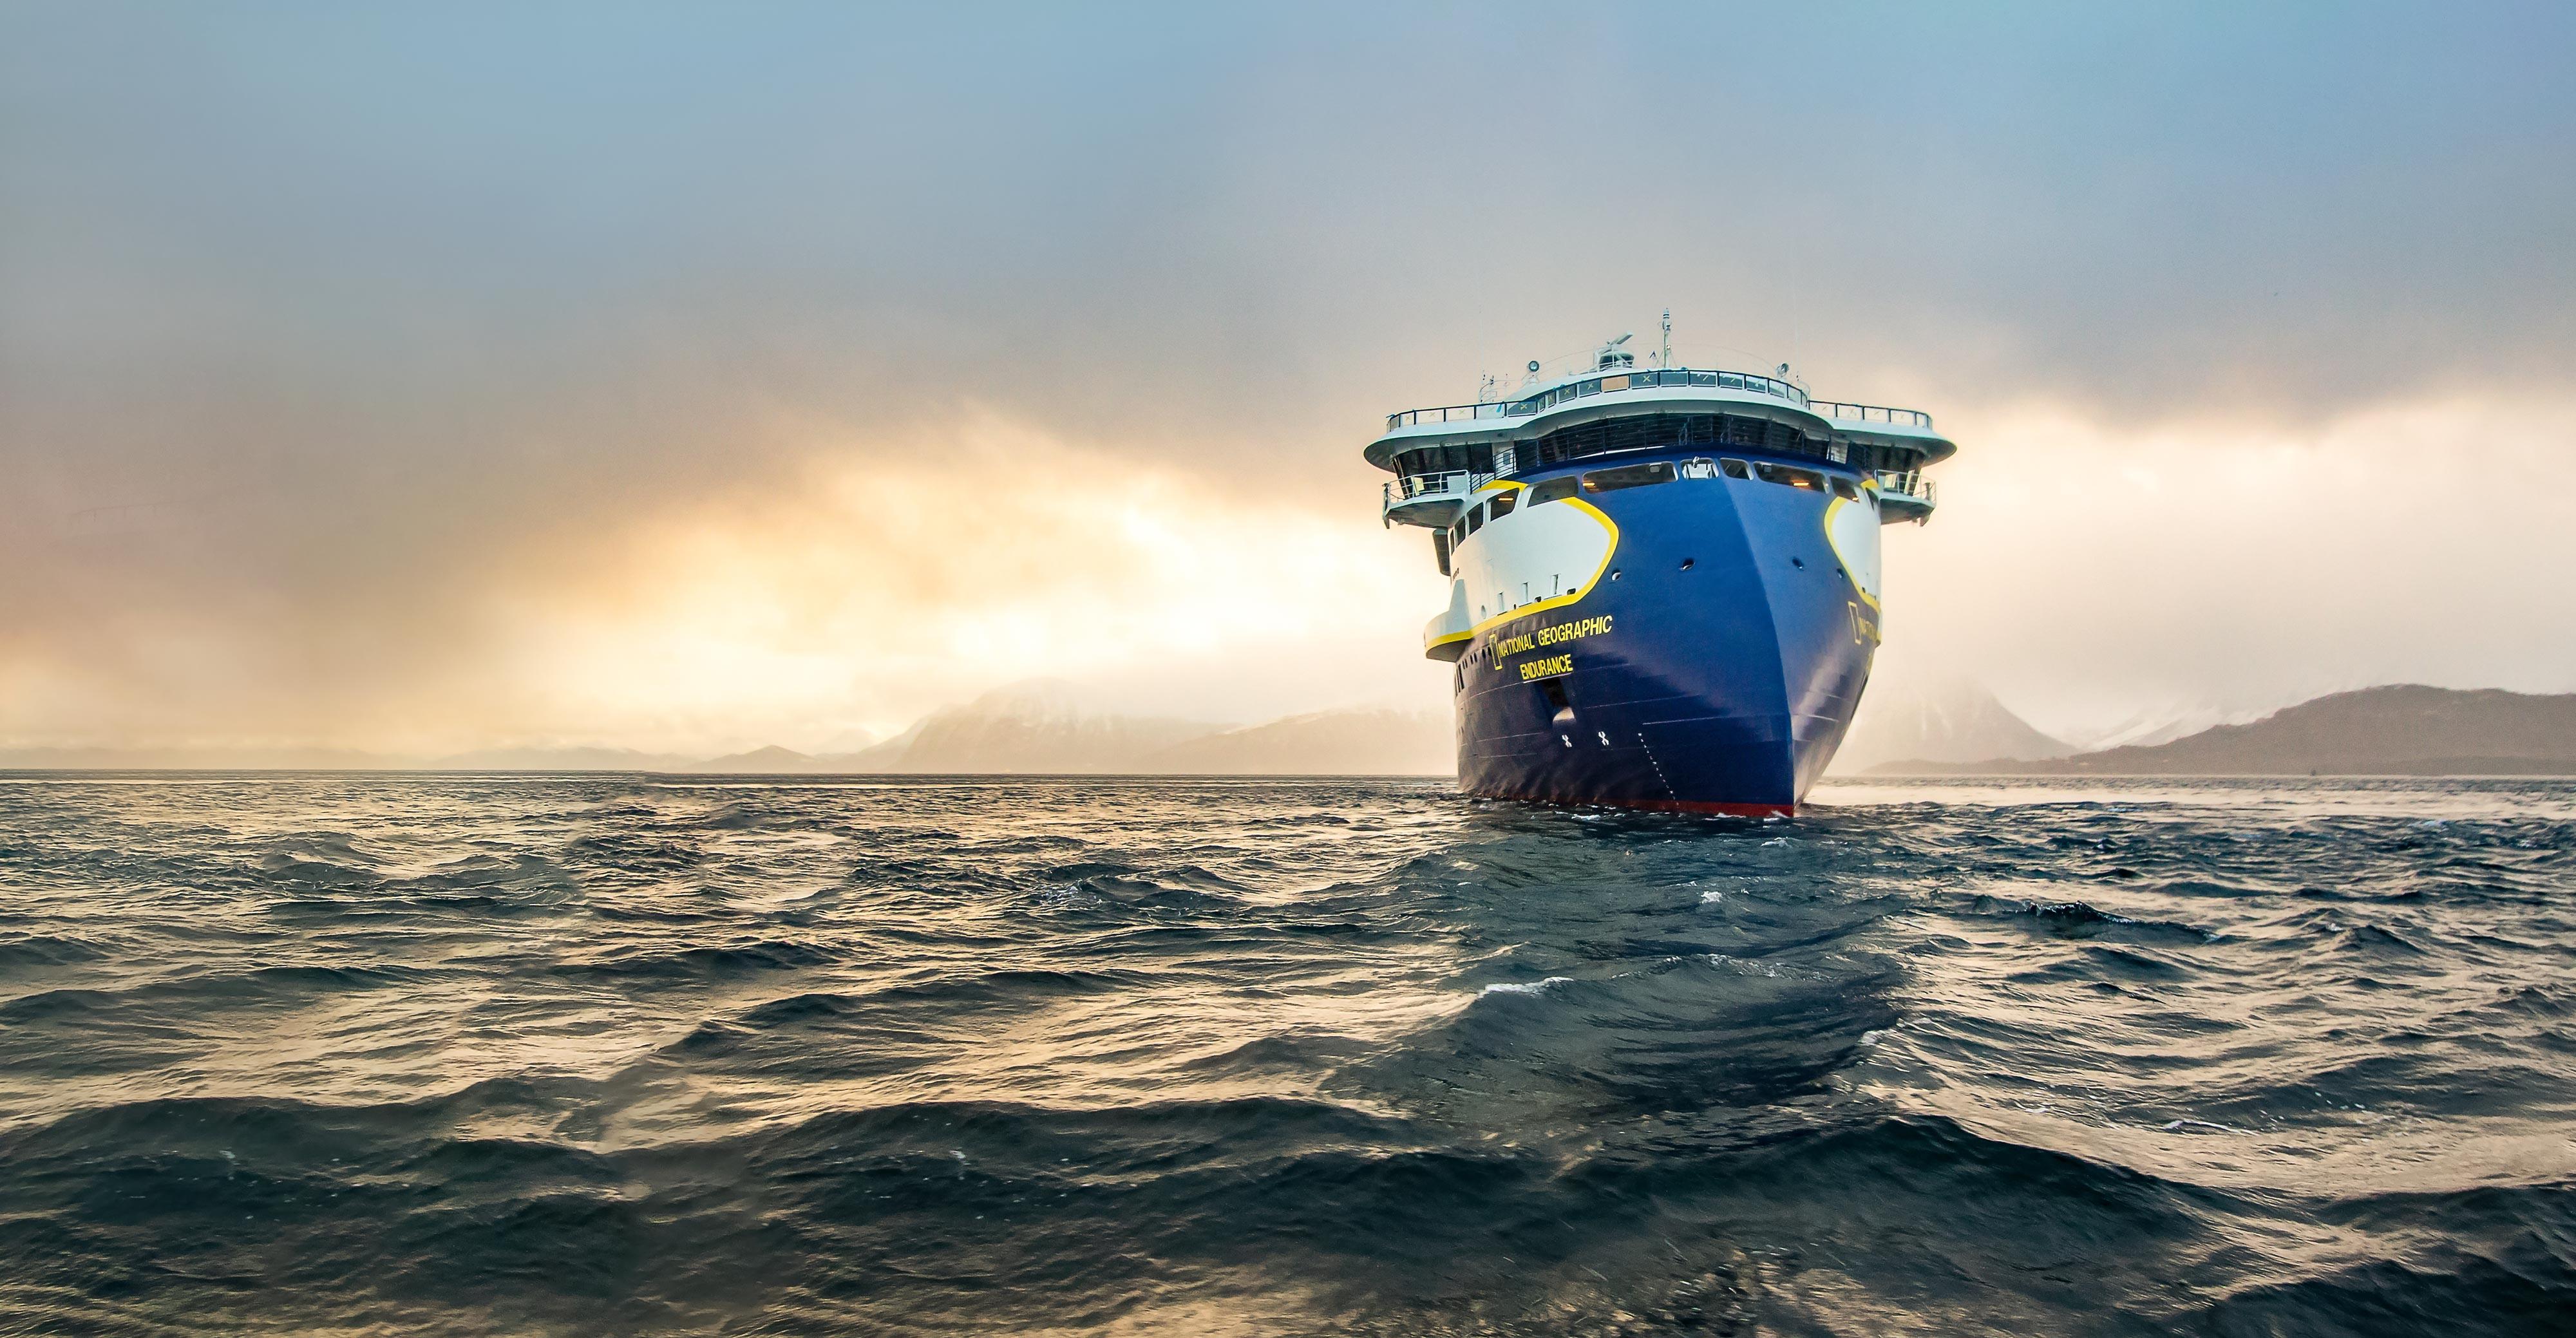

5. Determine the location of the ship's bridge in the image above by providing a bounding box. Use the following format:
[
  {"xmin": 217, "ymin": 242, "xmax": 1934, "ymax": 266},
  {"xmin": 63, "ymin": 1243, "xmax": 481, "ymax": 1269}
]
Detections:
[{"xmin": 1366, "ymin": 361, "xmax": 1955, "ymax": 533}]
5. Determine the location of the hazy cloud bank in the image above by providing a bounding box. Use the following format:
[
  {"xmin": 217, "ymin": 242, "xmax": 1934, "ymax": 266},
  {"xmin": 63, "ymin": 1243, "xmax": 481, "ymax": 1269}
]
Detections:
[{"xmin": 3, "ymin": 3, "xmax": 2570, "ymax": 749}]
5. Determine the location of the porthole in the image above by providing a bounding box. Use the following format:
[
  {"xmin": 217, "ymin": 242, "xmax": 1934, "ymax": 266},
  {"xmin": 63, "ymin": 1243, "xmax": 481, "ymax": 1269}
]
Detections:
[{"xmin": 1678, "ymin": 558, "xmax": 1695, "ymax": 571}]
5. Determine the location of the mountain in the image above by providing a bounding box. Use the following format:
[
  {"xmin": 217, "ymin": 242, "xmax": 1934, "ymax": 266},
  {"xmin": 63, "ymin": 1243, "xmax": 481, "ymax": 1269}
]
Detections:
[
  {"xmin": 1944, "ymin": 685, "xmax": 2576, "ymax": 776},
  {"xmin": 1831, "ymin": 677, "xmax": 2074, "ymax": 775},
  {"xmin": 431, "ymin": 746, "xmax": 696, "ymax": 771},
  {"xmin": 1140, "ymin": 708, "xmax": 1452, "ymax": 775},
  {"xmin": 844, "ymin": 681, "xmax": 1226, "ymax": 773},
  {"xmin": 2058, "ymin": 703, "xmax": 2251, "ymax": 753},
  {"xmin": 0, "ymin": 745, "xmax": 408, "ymax": 769},
  {"xmin": 690, "ymin": 744, "xmax": 846, "ymax": 773}
]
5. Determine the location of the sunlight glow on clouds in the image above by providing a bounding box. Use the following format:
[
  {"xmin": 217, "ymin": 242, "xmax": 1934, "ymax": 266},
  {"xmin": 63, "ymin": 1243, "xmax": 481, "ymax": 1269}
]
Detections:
[
  {"xmin": 445, "ymin": 413, "xmax": 1438, "ymax": 753},
  {"xmin": 2, "ymin": 4, "xmax": 2570, "ymax": 753},
  {"xmin": 1882, "ymin": 391, "xmax": 2576, "ymax": 739}
]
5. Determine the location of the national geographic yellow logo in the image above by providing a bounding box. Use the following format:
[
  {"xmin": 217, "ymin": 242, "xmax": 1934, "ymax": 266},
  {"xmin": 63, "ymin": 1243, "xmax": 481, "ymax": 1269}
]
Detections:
[
  {"xmin": 1518, "ymin": 654, "xmax": 1575, "ymax": 682},
  {"xmin": 1488, "ymin": 614, "xmax": 1614, "ymax": 670}
]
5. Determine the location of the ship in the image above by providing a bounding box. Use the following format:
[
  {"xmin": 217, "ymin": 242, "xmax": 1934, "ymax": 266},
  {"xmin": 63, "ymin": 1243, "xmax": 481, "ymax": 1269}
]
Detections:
[{"xmin": 1368, "ymin": 325, "xmax": 1954, "ymax": 816}]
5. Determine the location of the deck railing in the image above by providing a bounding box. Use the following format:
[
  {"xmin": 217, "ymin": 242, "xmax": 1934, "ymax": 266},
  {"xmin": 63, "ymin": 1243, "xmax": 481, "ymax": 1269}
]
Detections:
[
  {"xmin": 1875, "ymin": 470, "xmax": 1938, "ymax": 506},
  {"xmin": 1381, "ymin": 469, "xmax": 1495, "ymax": 521},
  {"xmin": 1815, "ymin": 401, "xmax": 1935, "ymax": 429},
  {"xmin": 1384, "ymin": 366, "xmax": 1811, "ymax": 432}
]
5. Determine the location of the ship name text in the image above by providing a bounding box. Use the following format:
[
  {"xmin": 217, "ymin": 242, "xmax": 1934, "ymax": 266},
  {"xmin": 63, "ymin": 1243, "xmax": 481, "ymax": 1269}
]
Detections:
[{"xmin": 1488, "ymin": 614, "xmax": 1614, "ymax": 663}]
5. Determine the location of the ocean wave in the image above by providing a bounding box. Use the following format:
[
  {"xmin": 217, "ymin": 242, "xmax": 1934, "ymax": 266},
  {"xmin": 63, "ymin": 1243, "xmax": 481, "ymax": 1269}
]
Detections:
[{"xmin": 0, "ymin": 775, "xmax": 2568, "ymax": 1333}]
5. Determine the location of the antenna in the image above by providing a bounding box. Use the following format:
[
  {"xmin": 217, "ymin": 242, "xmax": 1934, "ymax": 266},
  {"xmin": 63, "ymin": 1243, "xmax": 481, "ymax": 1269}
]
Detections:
[{"xmin": 1660, "ymin": 308, "xmax": 1672, "ymax": 369}]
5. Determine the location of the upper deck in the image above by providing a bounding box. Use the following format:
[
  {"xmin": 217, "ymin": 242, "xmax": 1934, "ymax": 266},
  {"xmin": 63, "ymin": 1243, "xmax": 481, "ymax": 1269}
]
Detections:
[
  {"xmin": 1367, "ymin": 358, "xmax": 1955, "ymax": 529},
  {"xmin": 1363, "ymin": 364, "xmax": 1956, "ymax": 471}
]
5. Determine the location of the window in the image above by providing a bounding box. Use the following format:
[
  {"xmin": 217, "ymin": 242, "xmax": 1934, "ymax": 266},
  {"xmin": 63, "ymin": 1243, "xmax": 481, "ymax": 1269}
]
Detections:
[
  {"xmin": 1464, "ymin": 504, "xmax": 1484, "ymax": 535},
  {"xmin": 1486, "ymin": 489, "xmax": 1517, "ymax": 520},
  {"xmin": 1755, "ymin": 462, "xmax": 1826, "ymax": 491},
  {"xmin": 1450, "ymin": 517, "xmax": 1466, "ymax": 547},
  {"xmin": 1395, "ymin": 443, "xmax": 1498, "ymax": 476},
  {"xmin": 1526, "ymin": 475, "xmax": 1580, "ymax": 506},
  {"xmin": 1582, "ymin": 461, "xmax": 1678, "ymax": 493},
  {"xmin": 1432, "ymin": 530, "xmax": 1451, "ymax": 576},
  {"xmin": 1831, "ymin": 476, "xmax": 1859, "ymax": 500},
  {"xmin": 1530, "ymin": 412, "xmax": 1726, "ymax": 466},
  {"xmin": 1721, "ymin": 457, "xmax": 1750, "ymax": 479}
]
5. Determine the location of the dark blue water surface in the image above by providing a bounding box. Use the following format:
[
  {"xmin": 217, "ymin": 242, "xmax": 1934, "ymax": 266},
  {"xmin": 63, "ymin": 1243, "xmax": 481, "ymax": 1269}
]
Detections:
[{"xmin": 1, "ymin": 775, "xmax": 2571, "ymax": 1335}]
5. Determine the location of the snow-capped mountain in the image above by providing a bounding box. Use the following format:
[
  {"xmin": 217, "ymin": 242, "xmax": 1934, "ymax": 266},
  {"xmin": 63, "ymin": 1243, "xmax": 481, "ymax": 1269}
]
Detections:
[
  {"xmin": 842, "ymin": 680, "xmax": 1225, "ymax": 773},
  {"xmin": 1829, "ymin": 677, "xmax": 2075, "ymax": 775}
]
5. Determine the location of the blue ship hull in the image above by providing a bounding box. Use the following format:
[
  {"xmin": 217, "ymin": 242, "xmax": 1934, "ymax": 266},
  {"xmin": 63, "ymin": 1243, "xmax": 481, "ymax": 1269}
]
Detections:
[{"xmin": 1453, "ymin": 460, "xmax": 1877, "ymax": 816}]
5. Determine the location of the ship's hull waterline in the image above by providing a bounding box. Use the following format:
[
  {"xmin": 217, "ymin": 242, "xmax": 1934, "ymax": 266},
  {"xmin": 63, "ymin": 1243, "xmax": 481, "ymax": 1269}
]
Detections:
[{"xmin": 1441, "ymin": 457, "xmax": 1882, "ymax": 816}]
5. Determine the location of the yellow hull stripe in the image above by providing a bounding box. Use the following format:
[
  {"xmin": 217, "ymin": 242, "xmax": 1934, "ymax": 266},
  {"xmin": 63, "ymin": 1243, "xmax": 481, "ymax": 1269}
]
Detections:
[
  {"xmin": 1822, "ymin": 495, "xmax": 1882, "ymax": 614},
  {"xmin": 1425, "ymin": 480, "xmax": 1621, "ymax": 652}
]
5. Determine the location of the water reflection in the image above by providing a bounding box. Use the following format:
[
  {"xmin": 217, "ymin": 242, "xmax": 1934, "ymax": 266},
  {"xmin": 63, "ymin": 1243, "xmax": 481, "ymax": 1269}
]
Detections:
[{"xmin": 0, "ymin": 775, "xmax": 2568, "ymax": 1333}]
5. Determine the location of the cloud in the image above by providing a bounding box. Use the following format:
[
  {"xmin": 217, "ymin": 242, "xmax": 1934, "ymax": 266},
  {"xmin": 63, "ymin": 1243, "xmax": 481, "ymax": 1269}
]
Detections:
[
  {"xmin": 1881, "ymin": 389, "xmax": 2576, "ymax": 736},
  {"xmin": 1, "ymin": 3, "xmax": 2570, "ymax": 749},
  {"xmin": 0, "ymin": 408, "xmax": 1440, "ymax": 751}
]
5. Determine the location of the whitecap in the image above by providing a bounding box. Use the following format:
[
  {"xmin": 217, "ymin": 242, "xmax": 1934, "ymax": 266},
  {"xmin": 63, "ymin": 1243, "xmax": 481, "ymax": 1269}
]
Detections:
[{"xmin": 1479, "ymin": 975, "xmax": 1572, "ymax": 997}]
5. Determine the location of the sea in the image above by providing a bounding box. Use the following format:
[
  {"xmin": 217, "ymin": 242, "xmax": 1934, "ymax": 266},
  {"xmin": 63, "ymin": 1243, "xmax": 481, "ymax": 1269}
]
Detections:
[{"xmin": 1, "ymin": 774, "xmax": 2570, "ymax": 1335}]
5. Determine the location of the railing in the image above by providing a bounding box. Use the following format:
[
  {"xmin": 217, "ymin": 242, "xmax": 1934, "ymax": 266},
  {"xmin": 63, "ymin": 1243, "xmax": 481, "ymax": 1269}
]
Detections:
[
  {"xmin": 1384, "ymin": 402, "xmax": 1515, "ymax": 429},
  {"xmin": 1814, "ymin": 401, "xmax": 1934, "ymax": 429},
  {"xmin": 1874, "ymin": 470, "xmax": 1938, "ymax": 506},
  {"xmin": 1381, "ymin": 469, "xmax": 1491, "ymax": 514},
  {"xmin": 1384, "ymin": 366, "xmax": 1810, "ymax": 432}
]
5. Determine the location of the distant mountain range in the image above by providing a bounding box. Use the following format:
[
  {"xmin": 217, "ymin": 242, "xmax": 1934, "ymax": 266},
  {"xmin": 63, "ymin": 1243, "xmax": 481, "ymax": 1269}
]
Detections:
[
  {"xmin": 1877, "ymin": 685, "xmax": 2576, "ymax": 777},
  {"xmin": 1133, "ymin": 708, "xmax": 1452, "ymax": 775},
  {"xmin": 1828, "ymin": 677, "xmax": 2074, "ymax": 775},
  {"xmin": 677, "ymin": 686, "xmax": 1453, "ymax": 775},
  {"xmin": 0, "ymin": 681, "xmax": 1452, "ymax": 775},
  {"xmin": 6, "ymin": 684, "xmax": 2568, "ymax": 778},
  {"xmin": 834, "ymin": 681, "xmax": 1220, "ymax": 772}
]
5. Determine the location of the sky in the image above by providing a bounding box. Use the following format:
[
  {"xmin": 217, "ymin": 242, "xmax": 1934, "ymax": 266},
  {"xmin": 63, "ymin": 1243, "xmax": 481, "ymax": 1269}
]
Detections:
[{"xmin": 3, "ymin": 2, "xmax": 2572, "ymax": 755}]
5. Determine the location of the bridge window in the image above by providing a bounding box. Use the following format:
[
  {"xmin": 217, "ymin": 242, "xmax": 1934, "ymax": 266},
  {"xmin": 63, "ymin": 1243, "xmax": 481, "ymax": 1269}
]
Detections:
[
  {"xmin": 1464, "ymin": 504, "xmax": 1484, "ymax": 535},
  {"xmin": 1582, "ymin": 461, "xmax": 1678, "ymax": 493},
  {"xmin": 1486, "ymin": 490, "xmax": 1518, "ymax": 520},
  {"xmin": 1755, "ymin": 462, "xmax": 1825, "ymax": 491},
  {"xmin": 1394, "ymin": 444, "xmax": 1497, "ymax": 476},
  {"xmin": 1721, "ymin": 457, "xmax": 1750, "ymax": 479},
  {"xmin": 1531, "ymin": 412, "xmax": 1726, "ymax": 466},
  {"xmin": 1831, "ymin": 476, "xmax": 1859, "ymax": 500},
  {"xmin": 1526, "ymin": 475, "xmax": 1580, "ymax": 506}
]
